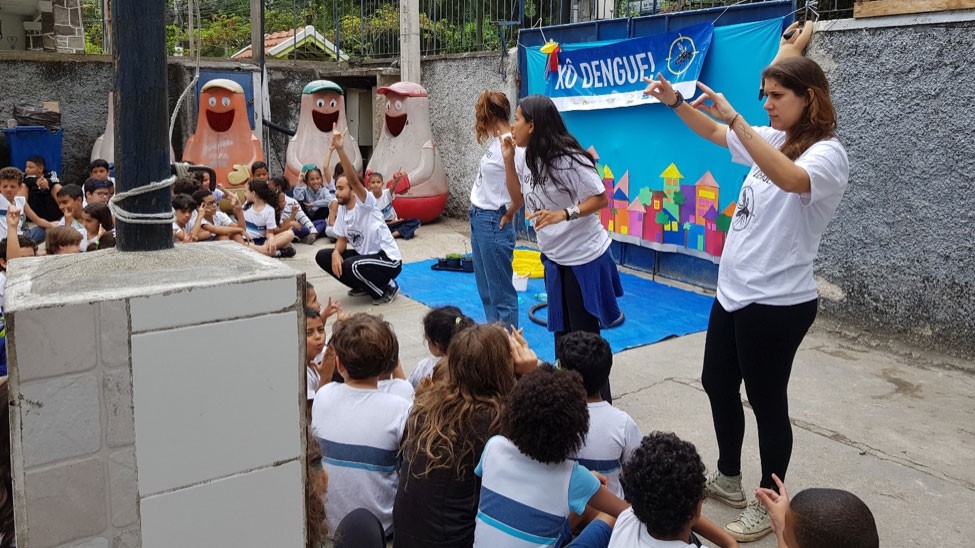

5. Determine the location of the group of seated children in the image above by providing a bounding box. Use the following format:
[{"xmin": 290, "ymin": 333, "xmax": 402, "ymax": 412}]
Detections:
[{"xmin": 300, "ymin": 298, "xmax": 880, "ymax": 548}]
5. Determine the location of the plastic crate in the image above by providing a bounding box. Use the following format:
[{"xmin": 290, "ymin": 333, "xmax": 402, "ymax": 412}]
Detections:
[{"xmin": 2, "ymin": 126, "xmax": 63, "ymax": 174}]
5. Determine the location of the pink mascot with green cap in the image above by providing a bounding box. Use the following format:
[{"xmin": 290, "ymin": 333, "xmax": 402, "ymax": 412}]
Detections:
[
  {"xmin": 285, "ymin": 80, "xmax": 362, "ymax": 185},
  {"xmin": 367, "ymin": 82, "xmax": 448, "ymax": 224}
]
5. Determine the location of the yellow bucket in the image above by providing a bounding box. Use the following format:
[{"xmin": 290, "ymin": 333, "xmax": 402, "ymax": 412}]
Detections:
[{"xmin": 512, "ymin": 249, "xmax": 544, "ymax": 279}]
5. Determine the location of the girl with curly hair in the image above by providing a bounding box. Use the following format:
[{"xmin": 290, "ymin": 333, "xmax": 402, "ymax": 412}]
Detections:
[
  {"xmin": 393, "ymin": 324, "xmax": 518, "ymax": 548},
  {"xmin": 473, "ymin": 365, "xmax": 628, "ymax": 547}
]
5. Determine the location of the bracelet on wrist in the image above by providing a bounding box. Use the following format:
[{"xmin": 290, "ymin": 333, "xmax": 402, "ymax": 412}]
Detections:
[
  {"xmin": 728, "ymin": 113, "xmax": 742, "ymax": 128},
  {"xmin": 667, "ymin": 91, "xmax": 684, "ymax": 110}
]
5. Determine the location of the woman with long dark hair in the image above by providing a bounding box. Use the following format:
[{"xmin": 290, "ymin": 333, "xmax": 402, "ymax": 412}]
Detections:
[
  {"xmin": 469, "ymin": 91, "xmax": 523, "ymax": 328},
  {"xmin": 501, "ymin": 95, "xmax": 622, "ymax": 403},
  {"xmin": 644, "ymin": 56, "xmax": 849, "ymax": 542}
]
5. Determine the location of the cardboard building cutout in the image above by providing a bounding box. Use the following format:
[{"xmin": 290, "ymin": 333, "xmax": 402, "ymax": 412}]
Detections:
[
  {"xmin": 367, "ymin": 82, "xmax": 447, "ymax": 223},
  {"xmin": 182, "ymin": 79, "xmax": 264, "ymax": 189},
  {"xmin": 285, "ymin": 80, "xmax": 362, "ymax": 184}
]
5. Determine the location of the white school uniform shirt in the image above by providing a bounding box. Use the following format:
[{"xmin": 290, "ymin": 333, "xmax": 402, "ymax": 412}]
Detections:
[
  {"xmin": 172, "ymin": 210, "xmax": 200, "ymax": 237},
  {"xmin": 311, "ymin": 382, "xmax": 411, "ymax": 535},
  {"xmin": 573, "ymin": 401, "xmax": 642, "ymax": 498},
  {"xmin": 333, "ymin": 191, "xmax": 401, "ymax": 261},
  {"xmin": 378, "ymin": 378, "xmax": 414, "ymax": 401},
  {"xmin": 718, "ymin": 127, "xmax": 849, "ymax": 312},
  {"xmin": 521, "ymin": 155, "xmax": 610, "ymax": 266},
  {"xmin": 470, "ymin": 134, "xmax": 527, "ymax": 211},
  {"xmin": 306, "ymin": 366, "xmax": 320, "ymax": 400},
  {"xmin": 281, "ymin": 195, "xmax": 316, "ymax": 233},
  {"xmin": 374, "ymin": 189, "xmax": 397, "ymax": 222},
  {"xmin": 407, "ymin": 355, "xmax": 440, "ymax": 388},
  {"xmin": 608, "ymin": 508, "xmax": 696, "ymax": 548},
  {"xmin": 0, "ymin": 195, "xmax": 26, "ymax": 240},
  {"xmin": 0, "ymin": 272, "xmax": 6, "ymax": 315},
  {"xmin": 243, "ymin": 203, "xmax": 277, "ymax": 240},
  {"xmin": 474, "ymin": 435, "xmax": 601, "ymax": 548}
]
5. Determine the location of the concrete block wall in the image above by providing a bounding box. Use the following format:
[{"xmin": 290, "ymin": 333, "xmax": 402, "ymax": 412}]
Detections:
[{"xmin": 5, "ymin": 243, "xmax": 307, "ymax": 548}]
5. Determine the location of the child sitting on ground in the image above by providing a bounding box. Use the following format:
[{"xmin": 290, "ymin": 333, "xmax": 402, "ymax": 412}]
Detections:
[
  {"xmin": 305, "ymin": 307, "xmax": 331, "ymax": 406},
  {"xmin": 0, "ymin": 167, "xmax": 56, "ymax": 242},
  {"xmin": 83, "ymin": 177, "xmax": 113, "ymax": 206},
  {"xmin": 407, "ymin": 305, "xmax": 476, "ymax": 388},
  {"xmin": 171, "ymin": 194, "xmax": 205, "ymax": 243},
  {"xmin": 368, "ymin": 171, "xmax": 420, "ymax": 240},
  {"xmin": 608, "ymin": 432, "xmax": 738, "ymax": 548},
  {"xmin": 311, "ymin": 313, "xmax": 410, "ymax": 537},
  {"xmin": 240, "ymin": 179, "xmax": 296, "ymax": 258},
  {"xmin": 191, "ymin": 189, "xmax": 245, "ymax": 242},
  {"xmin": 6, "ymin": 208, "xmax": 80, "ymax": 256},
  {"xmin": 756, "ymin": 474, "xmax": 879, "ymax": 548},
  {"xmin": 474, "ymin": 365, "xmax": 629, "ymax": 547},
  {"xmin": 55, "ymin": 184, "xmax": 87, "ymax": 248},
  {"xmin": 294, "ymin": 166, "xmax": 333, "ymax": 223},
  {"xmin": 81, "ymin": 203, "xmax": 113, "ymax": 250},
  {"xmin": 270, "ymin": 176, "xmax": 320, "ymax": 245},
  {"xmin": 89, "ymin": 158, "xmax": 114, "ymax": 183},
  {"xmin": 557, "ymin": 332, "xmax": 641, "ymax": 499},
  {"xmin": 20, "ymin": 156, "xmax": 62, "ymax": 242}
]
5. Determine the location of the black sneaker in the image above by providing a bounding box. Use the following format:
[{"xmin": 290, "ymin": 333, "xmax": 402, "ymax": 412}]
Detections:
[
  {"xmin": 277, "ymin": 246, "xmax": 297, "ymax": 258},
  {"xmin": 348, "ymin": 288, "xmax": 369, "ymax": 297},
  {"xmin": 372, "ymin": 282, "xmax": 399, "ymax": 305}
]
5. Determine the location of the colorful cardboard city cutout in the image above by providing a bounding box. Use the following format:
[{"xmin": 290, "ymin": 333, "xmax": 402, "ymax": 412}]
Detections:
[
  {"xmin": 367, "ymin": 82, "xmax": 448, "ymax": 224},
  {"xmin": 285, "ymin": 80, "xmax": 362, "ymax": 184},
  {"xmin": 182, "ymin": 79, "xmax": 264, "ymax": 189}
]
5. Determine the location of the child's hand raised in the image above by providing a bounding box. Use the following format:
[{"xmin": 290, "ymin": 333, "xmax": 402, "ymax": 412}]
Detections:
[
  {"xmin": 321, "ymin": 296, "xmax": 342, "ymax": 320},
  {"xmin": 498, "ymin": 130, "xmax": 516, "ymax": 162},
  {"xmin": 755, "ymin": 473, "xmax": 790, "ymax": 537},
  {"xmin": 508, "ymin": 327, "xmax": 538, "ymax": 376},
  {"xmin": 6, "ymin": 207, "xmax": 22, "ymax": 228}
]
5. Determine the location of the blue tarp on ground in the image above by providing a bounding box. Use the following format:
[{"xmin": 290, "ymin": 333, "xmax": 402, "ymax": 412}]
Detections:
[{"xmin": 398, "ymin": 259, "xmax": 713, "ymax": 362}]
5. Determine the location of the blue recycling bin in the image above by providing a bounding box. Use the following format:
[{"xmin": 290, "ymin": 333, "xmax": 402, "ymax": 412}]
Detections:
[{"xmin": 2, "ymin": 126, "xmax": 63, "ymax": 174}]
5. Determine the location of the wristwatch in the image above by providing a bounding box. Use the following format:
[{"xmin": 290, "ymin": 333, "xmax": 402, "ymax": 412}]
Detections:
[
  {"xmin": 668, "ymin": 91, "xmax": 684, "ymax": 109},
  {"xmin": 565, "ymin": 205, "xmax": 581, "ymax": 221}
]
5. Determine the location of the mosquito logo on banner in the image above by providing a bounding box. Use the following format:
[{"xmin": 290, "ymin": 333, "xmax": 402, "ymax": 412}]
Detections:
[{"xmin": 528, "ymin": 22, "xmax": 714, "ymax": 112}]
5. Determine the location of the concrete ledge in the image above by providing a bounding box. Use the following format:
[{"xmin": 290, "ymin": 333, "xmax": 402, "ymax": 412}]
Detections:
[
  {"xmin": 4, "ymin": 241, "xmax": 301, "ymax": 312},
  {"xmin": 814, "ymin": 9, "xmax": 975, "ymax": 32}
]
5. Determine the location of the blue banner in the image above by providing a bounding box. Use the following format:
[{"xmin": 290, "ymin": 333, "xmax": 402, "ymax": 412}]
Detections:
[
  {"xmin": 526, "ymin": 22, "xmax": 713, "ymax": 111},
  {"xmin": 525, "ymin": 17, "xmax": 785, "ymax": 261}
]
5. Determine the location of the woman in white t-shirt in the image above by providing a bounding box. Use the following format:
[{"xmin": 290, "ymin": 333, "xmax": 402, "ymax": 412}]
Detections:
[
  {"xmin": 469, "ymin": 91, "xmax": 525, "ymax": 328},
  {"xmin": 502, "ymin": 95, "xmax": 623, "ymax": 401},
  {"xmin": 644, "ymin": 56, "xmax": 849, "ymax": 542}
]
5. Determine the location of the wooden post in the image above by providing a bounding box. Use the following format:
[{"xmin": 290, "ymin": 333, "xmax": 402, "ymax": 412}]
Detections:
[
  {"xmin": 855, "ymin": 0, "xmax": 975, "ymax": 17},
  {"xmin": 251, "ymin": 0, "xmax": 264, "ymax": 68},
  {"xmin": 400, "ymin": 0, "xmax": 421, "ymax": 82},
  {"xmin": 112, "ymin": 0, "xmax": 174, "ymax": 251},
  {"xmin": 102, "ymin": 0, "xmax": 112, "ymax": 54},
  {"xmin": 188, "ymin": 0, "xmax": 195, "ymax": 56}
]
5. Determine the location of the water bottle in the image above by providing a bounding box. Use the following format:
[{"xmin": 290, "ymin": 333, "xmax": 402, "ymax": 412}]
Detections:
[{"xmin": 533, "ymin": 292, "xmax": 548, "ymax": 302}]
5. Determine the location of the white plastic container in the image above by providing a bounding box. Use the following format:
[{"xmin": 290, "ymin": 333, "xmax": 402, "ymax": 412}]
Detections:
[{"xmin": 512, "ymin": 272, "xmax": 529, "ymax": 292}]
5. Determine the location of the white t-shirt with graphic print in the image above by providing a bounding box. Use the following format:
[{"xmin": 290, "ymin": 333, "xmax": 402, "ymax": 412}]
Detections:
[
  {"xmin": 334, "ymin": 191, "xmax": 401, "ymax": 261},
  {"xmin": 521, "ymin": 154, "xmax": 610, "ymax": 266},
  {"xmin": 717, "ymin": 126, "xmax": 848, "ymax": 312}
]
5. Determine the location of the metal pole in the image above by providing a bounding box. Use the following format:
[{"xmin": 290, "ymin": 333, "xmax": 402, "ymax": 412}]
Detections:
[{"xmin": 111, "ymin": 0, "xmax": 173, "ymax": 251}]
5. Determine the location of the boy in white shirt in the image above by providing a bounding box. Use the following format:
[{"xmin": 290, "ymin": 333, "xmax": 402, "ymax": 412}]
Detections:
[
  {"xmin": 311, "ymin": 313, "xmax": 410, "ymax": 537},
  {"xmin": 557, "ymin": 332, "xmax": 641, "ymax": 499},
  {"xmin": 315, "ymin": 128, "xmax": 402, "ymax": 305},
  {"xmin": 368, "ymin": 171, "xmax": 420, "ymax": 240},
  {"xmin": 191, "ymin": 189, "xmax": 245, "ymax": 242},
  {"xmin": 0, "ymin": 167, "xmax": 56, "ymax": 242}
]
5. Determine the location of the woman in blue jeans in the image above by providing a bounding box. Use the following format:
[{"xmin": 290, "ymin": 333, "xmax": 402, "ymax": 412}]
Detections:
[{"xmin": 469, "ymin": 91, "xmax": 525, "ymax": 328}]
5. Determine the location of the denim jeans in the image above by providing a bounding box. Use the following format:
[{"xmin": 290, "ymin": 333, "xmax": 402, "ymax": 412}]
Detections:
[
  {"xmin": 24, "ymin": 225, "xmax": 46, "ymax": 245},
  {"xmin": 469, "ymin": 205, "xmax": 517, "ymax": 328}
]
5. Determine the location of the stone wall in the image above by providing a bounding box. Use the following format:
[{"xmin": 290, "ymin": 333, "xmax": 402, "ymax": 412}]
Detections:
[
  {"xmin": 807, "ymin": 11, "xmax": 975, "ymax": 358},
  {"xmin": 46, "ymin": 0, "xmax": 85, "ymax": 54},
  {"xmin": 420, "ymin": 49, "xmax": 519, "ymax": 218}
]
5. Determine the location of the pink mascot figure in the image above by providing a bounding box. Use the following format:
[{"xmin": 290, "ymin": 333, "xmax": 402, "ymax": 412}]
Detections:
[
  {"xmin": 182, "ymin": 79, "xmax": 264, "ymax": 190},
  {"xmin": 367, "ymin": 82, "xmax": 447, "ymax": 224}
]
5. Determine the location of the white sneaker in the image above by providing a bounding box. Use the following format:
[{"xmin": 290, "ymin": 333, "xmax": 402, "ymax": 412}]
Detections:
[
  {"xmin": 705, "ymin": 469, "xmax": 747, "ymax": 509},
  {"xmin": 725, "ymin": 499, "xmax": 772, "ymax": 542}
]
